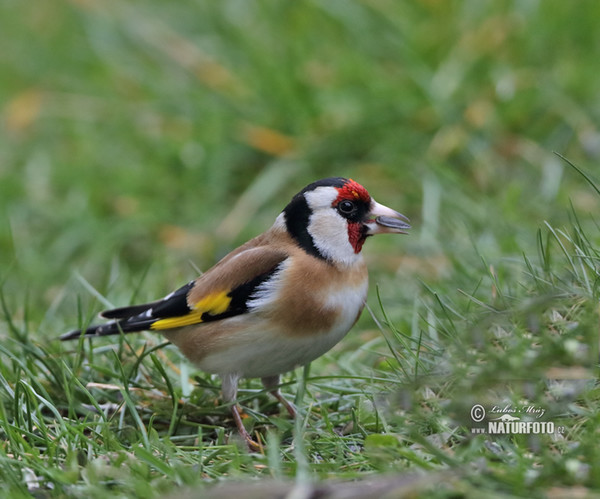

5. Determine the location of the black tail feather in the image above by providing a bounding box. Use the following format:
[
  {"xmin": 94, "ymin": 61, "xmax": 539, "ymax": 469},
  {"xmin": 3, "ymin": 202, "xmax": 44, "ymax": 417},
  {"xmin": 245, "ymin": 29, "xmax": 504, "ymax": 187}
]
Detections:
[
  {"xmin": 60, "ymin": 317, "xmax": 156, "ymax": 341},
  {"xmin": 62, "ymin": 280, "xmax": 196, "ymax": 341},
  {"xmin": 99, "ymin": 281, "xmax": 194, "ymax": 320}
]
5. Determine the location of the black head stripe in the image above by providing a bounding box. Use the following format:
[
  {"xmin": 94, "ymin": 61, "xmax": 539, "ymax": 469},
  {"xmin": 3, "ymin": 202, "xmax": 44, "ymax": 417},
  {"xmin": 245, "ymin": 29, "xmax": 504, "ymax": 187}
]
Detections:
[
  {"xmin": 283, "ymin": 177, "xmax": 358, "ymax": 261},
  {"xmin": 283, "ymin": 193, "xmax": 326, "ymax": 261},
  {"xmin": 297, "ymin": 177, "xmax": 348, "ymax": 195}
]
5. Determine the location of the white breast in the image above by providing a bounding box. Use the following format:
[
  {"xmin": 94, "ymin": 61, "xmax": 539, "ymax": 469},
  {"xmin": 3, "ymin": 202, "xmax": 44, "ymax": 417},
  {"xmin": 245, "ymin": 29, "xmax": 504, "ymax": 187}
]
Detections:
[
  {"xmin": 323, "ymin": 280, "xmax": 369, "ymax": 336},
  {"xmin": 197, "ymin": 281, "xmax": 368, "ymax": 379}
]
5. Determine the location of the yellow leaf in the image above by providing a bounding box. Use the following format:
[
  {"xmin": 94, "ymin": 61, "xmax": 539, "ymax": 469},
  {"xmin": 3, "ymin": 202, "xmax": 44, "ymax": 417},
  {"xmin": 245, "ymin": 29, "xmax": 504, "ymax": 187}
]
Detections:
[
  {"xmin": 3, "ymin": 89, "xmax": 43, "ymax": 133},
  {"xmin": 240, "ymin": 123, "xmax": 295, "ymax": 156}
]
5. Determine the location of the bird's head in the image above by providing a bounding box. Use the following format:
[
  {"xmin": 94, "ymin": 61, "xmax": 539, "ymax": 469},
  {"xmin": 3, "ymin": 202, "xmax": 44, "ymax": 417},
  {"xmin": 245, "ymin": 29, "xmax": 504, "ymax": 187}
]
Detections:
[{"xmin": 281, "ymin": 177, "xmax": 410, "ymax": 266}]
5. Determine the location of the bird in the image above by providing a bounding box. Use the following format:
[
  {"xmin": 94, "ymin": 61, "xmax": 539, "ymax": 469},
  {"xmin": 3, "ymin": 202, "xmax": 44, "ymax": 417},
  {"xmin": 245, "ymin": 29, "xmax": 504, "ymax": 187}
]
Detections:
[{"xmin": 61, "ymin": 177, "xmax": 410, "ymax": 450}]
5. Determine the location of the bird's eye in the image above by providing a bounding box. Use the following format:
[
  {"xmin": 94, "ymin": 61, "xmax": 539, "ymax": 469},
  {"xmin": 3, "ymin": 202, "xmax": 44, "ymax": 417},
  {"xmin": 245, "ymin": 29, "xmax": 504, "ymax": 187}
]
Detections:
[{"xmin": 338, "ymin": 200, "xmax": 356, "ymax": 214}]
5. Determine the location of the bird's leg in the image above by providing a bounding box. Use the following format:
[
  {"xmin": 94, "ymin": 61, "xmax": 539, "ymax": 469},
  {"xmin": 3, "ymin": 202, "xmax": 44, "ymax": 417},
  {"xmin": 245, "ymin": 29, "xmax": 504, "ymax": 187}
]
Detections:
[
  {"xmin": 261, "ymin": 375, "xmax": 297, "ymax": 418},
  {"xmin": 230, "ymin": 403, "xmax": 263, "ymax": 452},
  {"xmin": 221, "ymin": 373, "xmax": 262, "ymax": 451}
]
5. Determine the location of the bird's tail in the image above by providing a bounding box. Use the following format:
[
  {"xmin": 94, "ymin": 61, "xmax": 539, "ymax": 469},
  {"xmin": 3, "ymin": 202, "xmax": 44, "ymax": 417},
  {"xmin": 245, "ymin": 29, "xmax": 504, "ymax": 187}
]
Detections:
[
  {"xmin": 60, "ymin": 316, "xmax": 155, "ymax": 341},
  {"xmin": 61, "ymin": 281, "xmax": 196, "ymax": 341}
]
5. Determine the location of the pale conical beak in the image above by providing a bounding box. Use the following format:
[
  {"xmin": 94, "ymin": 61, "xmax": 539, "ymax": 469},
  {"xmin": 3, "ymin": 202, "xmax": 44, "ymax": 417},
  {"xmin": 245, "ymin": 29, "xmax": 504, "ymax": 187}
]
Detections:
[{"xmin": 365, "ymin": 199, "xmax": 411, "ymax": 235}]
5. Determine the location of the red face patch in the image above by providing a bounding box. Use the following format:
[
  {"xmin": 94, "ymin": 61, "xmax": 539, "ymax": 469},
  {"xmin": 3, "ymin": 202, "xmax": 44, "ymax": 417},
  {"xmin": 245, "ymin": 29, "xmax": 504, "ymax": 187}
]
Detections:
[
  {"xmin": 333, "ymin": 179, "xmax": 371, "ymax": 254},
  {"xmin": 333, "ymin": 179, "xmax": 371, "ymax": 205},
  {"xmin": 347, "ymin": 222, "xmax": 367, "ymax": 253}
]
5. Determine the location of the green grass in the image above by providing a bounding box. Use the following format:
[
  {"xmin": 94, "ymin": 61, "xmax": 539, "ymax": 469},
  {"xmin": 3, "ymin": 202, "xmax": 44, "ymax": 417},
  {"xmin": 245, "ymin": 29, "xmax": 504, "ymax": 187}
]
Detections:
[{"xmin": 1, "ymin": 1, "xmax": 599, "ymax": 497}]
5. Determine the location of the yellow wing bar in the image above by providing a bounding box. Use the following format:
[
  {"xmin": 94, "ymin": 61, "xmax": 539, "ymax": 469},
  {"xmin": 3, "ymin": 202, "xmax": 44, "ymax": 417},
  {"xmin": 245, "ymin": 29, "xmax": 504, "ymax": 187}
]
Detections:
[{"xmin": 150, "ymin": 290, "xmax": 231, "ymax": 330}]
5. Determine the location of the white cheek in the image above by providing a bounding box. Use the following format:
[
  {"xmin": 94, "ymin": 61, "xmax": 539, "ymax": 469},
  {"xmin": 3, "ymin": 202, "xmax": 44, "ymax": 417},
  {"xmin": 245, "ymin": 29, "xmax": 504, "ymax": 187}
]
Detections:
[
  {"xmin": 308, "ymin": 211, "xmax": 361, "ymax": 266},
  {"xmin": 303, "ymin": 187, "xmax": 364, "ymax": 266},
  {"xmin": 310, "ymin": 210, "xmax": 348, "ymax": 244}
]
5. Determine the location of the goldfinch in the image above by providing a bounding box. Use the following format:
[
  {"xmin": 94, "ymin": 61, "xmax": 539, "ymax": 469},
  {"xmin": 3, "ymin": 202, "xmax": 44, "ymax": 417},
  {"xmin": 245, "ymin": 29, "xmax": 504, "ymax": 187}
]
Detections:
[{"xmin": 62, "ymin": 177, "xmax": 410, "ymax": 449}]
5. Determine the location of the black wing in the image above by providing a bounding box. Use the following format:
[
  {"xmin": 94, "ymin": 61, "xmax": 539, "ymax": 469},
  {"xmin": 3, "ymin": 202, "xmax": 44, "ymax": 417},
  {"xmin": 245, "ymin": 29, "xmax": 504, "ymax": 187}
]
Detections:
[{"xmin": 60, "ymin": 260, "xmax": 283, "ymax": 341}]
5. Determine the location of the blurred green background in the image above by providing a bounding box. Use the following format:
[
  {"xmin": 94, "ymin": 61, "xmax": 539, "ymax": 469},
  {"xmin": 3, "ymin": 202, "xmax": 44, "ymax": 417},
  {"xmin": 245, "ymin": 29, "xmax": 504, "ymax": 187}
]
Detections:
[
  {"xmin": 1, "ymin": 0, "xmax": 599, "ymax": 496},
  {"xmin": 2, "ymin": 0, "xmax": 599, "ymax": 312}
]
